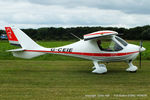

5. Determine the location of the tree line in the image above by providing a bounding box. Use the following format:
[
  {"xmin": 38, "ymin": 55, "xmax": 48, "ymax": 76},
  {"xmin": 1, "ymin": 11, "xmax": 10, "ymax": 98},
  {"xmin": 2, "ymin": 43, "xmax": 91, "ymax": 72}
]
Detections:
[{"xmin": 1, "ymin": 25, "xmax": 150, "ymax": 41}]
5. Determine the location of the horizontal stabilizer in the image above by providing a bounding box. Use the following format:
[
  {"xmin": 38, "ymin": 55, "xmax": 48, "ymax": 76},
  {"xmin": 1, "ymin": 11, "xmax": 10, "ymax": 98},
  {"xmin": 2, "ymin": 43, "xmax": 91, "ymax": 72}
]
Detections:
[
  {"xmin": 7, "ymin": 48, "xmax": 45, "ymax": 59},
  {"xmin": 7, "ymin": 48, "xmax": 25, "ymax": 52}
]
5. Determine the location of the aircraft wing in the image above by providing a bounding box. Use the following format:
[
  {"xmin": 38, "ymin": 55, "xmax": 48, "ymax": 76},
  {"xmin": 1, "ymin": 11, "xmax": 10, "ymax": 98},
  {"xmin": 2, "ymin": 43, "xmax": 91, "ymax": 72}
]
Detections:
[{"xmin": 84, "ymin": 30, "xmax": 118, "ymax": 41}]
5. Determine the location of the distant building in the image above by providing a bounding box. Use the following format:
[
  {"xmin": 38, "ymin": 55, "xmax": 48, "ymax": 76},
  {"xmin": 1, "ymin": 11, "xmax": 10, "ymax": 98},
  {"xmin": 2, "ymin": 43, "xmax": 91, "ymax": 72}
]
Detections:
[{"xmin": 0, "ymin": 34, "xmax": 8, "ymax": 40}]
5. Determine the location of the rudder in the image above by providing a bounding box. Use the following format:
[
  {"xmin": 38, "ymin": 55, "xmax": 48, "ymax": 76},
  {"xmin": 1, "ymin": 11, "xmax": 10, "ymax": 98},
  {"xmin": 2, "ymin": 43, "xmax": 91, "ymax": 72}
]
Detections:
[
  {"xmin": 5, "ymin": 27, "xmax": 21, "ymax": 47},
  {"xmin": 5, "ymin": 27, "xmax": 44, "ymax": 49}
]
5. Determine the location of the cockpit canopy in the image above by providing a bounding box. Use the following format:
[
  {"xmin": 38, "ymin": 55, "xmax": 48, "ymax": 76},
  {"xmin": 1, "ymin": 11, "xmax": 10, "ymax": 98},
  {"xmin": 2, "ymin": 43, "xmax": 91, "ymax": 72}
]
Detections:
[
  {"xmin": 96, "ymin": 35, "xmax": 128, "ymax": 52},
  {"xmin": 83, "ymin": 30, "xmax": 128, "ymax": 52}
]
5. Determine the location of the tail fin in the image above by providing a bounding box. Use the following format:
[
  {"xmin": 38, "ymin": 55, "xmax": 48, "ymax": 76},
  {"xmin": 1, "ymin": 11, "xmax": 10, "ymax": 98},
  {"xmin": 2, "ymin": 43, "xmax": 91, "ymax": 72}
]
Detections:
[
  {"xmin": 5, "ymin": 27, "xmax": 21, "ymax": 46},
  {"xmin": 5, "ymin": 27, "xmax": 45, "ymax": 59},
  {"xmin": 5, "ymin": 27, "xmax": 43, "ymax": 49}
]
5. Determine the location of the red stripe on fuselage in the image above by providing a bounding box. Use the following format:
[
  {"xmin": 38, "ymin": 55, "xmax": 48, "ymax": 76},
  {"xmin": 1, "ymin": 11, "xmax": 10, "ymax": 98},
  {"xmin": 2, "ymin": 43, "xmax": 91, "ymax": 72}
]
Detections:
[{"xmin": 24, "ymin": 50, "xmax": 139, "ymax": 57}]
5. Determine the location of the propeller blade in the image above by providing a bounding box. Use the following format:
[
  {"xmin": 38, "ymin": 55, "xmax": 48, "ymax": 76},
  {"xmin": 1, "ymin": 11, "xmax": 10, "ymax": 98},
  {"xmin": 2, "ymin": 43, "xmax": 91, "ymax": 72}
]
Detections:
[
  {"xmin": 140, "ymin": 40, "xmax": 143, "ymax": 48},
  {"xmin": 139, "ymin": 40, "xmax": 143, "ymax": 69},
  {"xmin": 139, "ymin": 52, "xmax": 142, "ymax": 69}
]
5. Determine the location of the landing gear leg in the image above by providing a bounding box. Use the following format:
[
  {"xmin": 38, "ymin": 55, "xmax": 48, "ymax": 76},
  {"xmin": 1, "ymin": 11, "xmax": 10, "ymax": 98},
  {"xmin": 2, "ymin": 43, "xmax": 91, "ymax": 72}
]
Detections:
[
  {"xmin": 126, "ymin": 60, "xmax": 138, "ymax": 72},
  {"xmin": 92, "ymin": 61, "xmax": 107, "ymax": 74}
]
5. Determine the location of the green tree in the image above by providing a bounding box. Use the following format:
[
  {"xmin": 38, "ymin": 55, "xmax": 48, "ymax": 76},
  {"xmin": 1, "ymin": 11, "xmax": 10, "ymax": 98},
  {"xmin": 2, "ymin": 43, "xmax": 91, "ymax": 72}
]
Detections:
[{"xmin": 142, "ymin": 28, "xmax": 150, "ymax": 40}]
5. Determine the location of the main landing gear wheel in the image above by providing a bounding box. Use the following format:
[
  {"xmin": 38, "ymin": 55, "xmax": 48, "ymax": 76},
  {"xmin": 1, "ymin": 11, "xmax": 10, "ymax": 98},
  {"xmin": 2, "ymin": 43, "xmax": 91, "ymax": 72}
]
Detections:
[
  {"xmin": 92, "ymin": 61, "xmax": 107, "ymax": 74},
  {"xmin": 126, "ymin": 60, "xmax": 138, "ymax": 73}
]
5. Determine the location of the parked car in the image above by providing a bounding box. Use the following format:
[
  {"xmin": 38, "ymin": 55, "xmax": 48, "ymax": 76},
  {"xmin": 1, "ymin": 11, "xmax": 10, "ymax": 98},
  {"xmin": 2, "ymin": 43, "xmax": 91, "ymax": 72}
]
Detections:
[{"xmin": 0, "ymin": 34, "xmax": 8, "ymax": 40}]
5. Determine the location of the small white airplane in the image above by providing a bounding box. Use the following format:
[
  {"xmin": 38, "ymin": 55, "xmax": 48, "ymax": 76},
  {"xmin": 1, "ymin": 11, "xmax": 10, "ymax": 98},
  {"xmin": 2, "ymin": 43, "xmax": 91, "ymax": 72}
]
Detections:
[{"xmin": 5, "ymin": 27, "xmax": 146, "ymax": 74}]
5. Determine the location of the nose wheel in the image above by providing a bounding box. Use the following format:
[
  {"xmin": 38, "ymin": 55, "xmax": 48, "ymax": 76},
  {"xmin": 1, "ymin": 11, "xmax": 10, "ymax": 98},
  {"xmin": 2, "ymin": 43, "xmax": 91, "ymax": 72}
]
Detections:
[
  {"xmin": 126, "ymin": 60, "xmax": 138, "ymax": 72},
  {"xmin": 92, "ymin": 61, "xmax": 107, "ymax": 74}
]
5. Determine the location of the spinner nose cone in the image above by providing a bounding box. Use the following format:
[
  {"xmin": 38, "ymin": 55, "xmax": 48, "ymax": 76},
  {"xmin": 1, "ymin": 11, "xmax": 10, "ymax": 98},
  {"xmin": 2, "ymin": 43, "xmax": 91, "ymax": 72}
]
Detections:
[{"xmin": 140, "ymin": 47, "xmax": 146, "ymax": 52}]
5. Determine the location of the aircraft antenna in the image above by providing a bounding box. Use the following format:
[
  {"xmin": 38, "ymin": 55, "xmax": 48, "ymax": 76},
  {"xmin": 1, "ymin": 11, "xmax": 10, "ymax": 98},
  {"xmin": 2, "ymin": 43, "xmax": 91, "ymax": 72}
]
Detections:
[{"xmin": 70, "ymin": 33, "xmax": 82, "ymax": 40}]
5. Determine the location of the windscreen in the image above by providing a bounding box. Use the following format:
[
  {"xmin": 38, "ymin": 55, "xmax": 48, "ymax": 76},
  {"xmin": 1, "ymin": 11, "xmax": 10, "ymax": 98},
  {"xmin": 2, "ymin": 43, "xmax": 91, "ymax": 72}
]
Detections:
[
  {"xmin": 97, "ymin": 37, "xmax": 123, "ymax": 51},
  {"xmin": 115, "ymin": 36, "xmax": 128, "ymax": 46}
]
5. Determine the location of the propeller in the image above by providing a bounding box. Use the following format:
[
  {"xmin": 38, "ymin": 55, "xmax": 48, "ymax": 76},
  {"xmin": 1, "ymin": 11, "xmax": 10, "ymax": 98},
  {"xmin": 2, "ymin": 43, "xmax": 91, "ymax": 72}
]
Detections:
[{"xmin": 139, "ymin": 40, "xmax": 143, "ymax": 69}]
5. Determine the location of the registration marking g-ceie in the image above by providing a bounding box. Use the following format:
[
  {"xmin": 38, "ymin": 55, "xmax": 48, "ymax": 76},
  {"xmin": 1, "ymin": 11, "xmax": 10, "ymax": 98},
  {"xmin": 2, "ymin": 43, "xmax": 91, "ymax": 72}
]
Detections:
[{"xmin": 50, "ymin": 48, "xmax": 73, "ymax": 52}]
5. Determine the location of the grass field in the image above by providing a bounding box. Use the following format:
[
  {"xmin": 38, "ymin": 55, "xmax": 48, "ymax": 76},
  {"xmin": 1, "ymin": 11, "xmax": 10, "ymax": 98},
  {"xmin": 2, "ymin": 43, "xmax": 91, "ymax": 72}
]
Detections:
[
  {"xmin": 0, "ymin": 60, "xmax": 150, "ymax": 100},
  {"xmin": 0, "ymin": 40, "xmax": 150, "ymax": 99}
]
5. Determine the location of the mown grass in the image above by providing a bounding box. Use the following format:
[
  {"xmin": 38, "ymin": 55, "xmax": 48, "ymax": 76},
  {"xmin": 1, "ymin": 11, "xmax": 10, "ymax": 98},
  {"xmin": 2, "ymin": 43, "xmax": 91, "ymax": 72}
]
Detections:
[
  {"xmin": 0, "ymin": 40, "xmax": 150, "ymax": 60},
  {"xmin": 0, "ymin": 60, "xmax": 149, "ymax": 100},
  {"xmin": 0, "ymin": 40, "xmax": 150, "ymax": 99}
]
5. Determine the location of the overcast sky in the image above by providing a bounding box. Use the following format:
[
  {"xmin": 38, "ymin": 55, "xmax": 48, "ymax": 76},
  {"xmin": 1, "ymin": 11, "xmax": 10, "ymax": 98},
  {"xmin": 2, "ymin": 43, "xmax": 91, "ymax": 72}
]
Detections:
[{"xmin": 0, "ymin": 0, "xmax": 150, "ymax": 29}]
